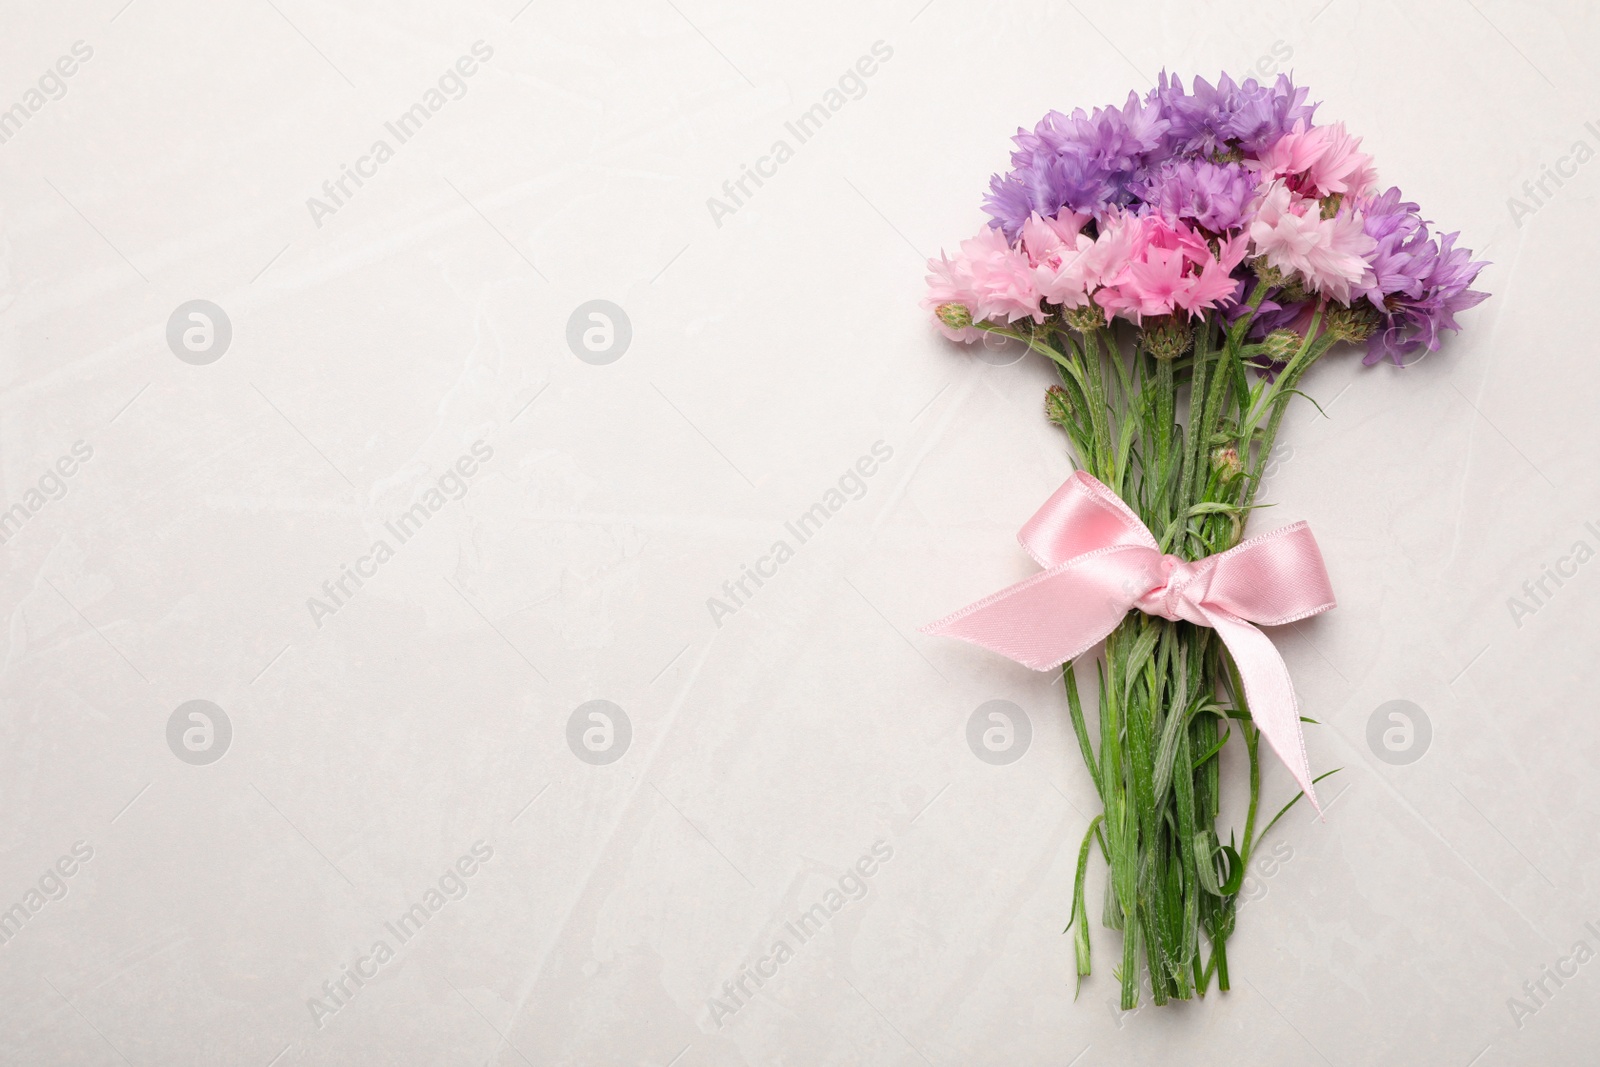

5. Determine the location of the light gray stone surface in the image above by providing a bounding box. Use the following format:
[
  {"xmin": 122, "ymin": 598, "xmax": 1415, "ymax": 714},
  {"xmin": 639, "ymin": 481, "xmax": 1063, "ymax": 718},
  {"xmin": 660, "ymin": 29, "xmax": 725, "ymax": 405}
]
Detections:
[{"xmin": 0, "ymin": 1, "xmax": 1587, "ymax": 1063}]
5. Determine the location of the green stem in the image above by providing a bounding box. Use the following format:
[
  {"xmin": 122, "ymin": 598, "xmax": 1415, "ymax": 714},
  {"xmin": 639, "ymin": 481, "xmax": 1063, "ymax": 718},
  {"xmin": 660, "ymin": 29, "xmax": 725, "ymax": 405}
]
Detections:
[
  {"xmin": 976, "ymin": 322, "xmax": 1075, "ymax": 374},
  {"xmin": 1177, "ymin": 320, "xmax": 1213, "ymax": 522},
  {"xmin": 1240, "ymin": 306, "xmax": 1337, "ymax": 506},
  {"xmin": 1039, "ymin": 270, "xmax": 1337, "ymax": 1011},
  {"xmin": 1079, "ymin": 327, "xmax": 1117, "ymax": 483}
]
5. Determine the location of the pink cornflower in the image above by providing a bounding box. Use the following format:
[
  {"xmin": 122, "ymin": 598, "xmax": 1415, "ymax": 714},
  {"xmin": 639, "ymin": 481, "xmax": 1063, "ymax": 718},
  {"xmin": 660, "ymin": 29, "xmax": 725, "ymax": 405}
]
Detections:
[
  {"xmin": 1250, "ymin": 120, "xmax": 1377, "ymax": 200},
  {"xmin": 1094, "ymin": 216, "xmax": 1248, "ymax": 321},
  {"xmin": 1018, "ymin": 210, "xmax": 1092, "ymax": 266},
  {"xmin": 1023, "ymin": 212, "xmax": 1099, "ymax": 309},
  {"xmin": 923, "ymin": 225, "xmax": 1043, "ymax": 341},
  {"xmin": 1179, "ymin": 232, "xmax": 1249, "ymax": 311}
]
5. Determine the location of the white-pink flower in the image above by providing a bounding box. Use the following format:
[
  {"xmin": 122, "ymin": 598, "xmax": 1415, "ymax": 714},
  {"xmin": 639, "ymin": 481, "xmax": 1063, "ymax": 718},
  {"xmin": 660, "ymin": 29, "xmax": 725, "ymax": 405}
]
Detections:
[
  {"xmin": 1019, "ymin": 210, "xmax": 1091, "ymax": 266},
  {"xmin": 1024, "ymin": 212, "xmax": 1099, "ymax": 309},
  {"xmin": 923, "ymin": 225, "xmax": 1043, "ymax": 341},
  {"xmin": 1248, "ymin": 182, "xmax": 1376, "ymax": 304}
]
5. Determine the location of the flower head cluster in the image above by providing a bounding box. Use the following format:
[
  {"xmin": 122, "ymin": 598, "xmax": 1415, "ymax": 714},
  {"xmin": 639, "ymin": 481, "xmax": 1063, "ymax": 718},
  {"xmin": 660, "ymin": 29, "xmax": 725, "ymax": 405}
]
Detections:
[{"xmin": 925, "ymin": 73, "xmax": 1488, "ymax": 366}]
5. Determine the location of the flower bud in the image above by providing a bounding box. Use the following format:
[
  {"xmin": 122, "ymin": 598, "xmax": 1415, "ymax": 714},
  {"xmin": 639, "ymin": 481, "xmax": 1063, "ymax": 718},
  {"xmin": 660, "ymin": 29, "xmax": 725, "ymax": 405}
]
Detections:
[
  {"xmin": 1262, "ymin": 329, "xmax": 1302, "ymax": 361},
  {"xmin": 1277, "ymin": 273, "xmax": 1311, "ymax": 302},
  {"xmin": 1251, "ymin": 259, "xmax": 1284, "ymax": 287},
  {"xmin": 1063, "ymin": 304, "xmax": 1105, "ymax": 333},
  {"xmin": 1044, "ymin": 384, "xmax": 1075, "ymax": 426},
  {"xmin": 935, "ymin": 302, "xmax": 973, "ymax": 331},
  {"xmin": 1211, "ymin": 445, "xmax": 1243, "ymax": 480},
  {"xmin": 1319, "ymin": 193, "xmax": 1344, "ymax": 220},
  {"xmin": 1325, "ymin": 302, "xmax": 1381, "ymax": 342},
  {"xmin": 1145, "ymin": 315, "xmax": 1193, "ymax": 361}
]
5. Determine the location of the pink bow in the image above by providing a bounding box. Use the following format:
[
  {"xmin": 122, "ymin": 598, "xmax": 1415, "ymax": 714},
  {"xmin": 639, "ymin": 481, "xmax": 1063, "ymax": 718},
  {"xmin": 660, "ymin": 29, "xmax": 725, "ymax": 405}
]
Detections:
[{"xmin": 921, "ymin": 471, "xmax": 1336, "ymax": 807}]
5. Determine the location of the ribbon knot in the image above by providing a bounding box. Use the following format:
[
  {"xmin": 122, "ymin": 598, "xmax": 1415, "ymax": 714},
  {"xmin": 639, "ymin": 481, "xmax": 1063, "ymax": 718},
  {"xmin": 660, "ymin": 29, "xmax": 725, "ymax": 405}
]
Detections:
[
  {"xmin": 921, "ymin": 471, "xmax": 1336, "ymax": 808},
  {"xmin": 1135, "ymin": 553, "xmax": 1206, "ymax": 623}
]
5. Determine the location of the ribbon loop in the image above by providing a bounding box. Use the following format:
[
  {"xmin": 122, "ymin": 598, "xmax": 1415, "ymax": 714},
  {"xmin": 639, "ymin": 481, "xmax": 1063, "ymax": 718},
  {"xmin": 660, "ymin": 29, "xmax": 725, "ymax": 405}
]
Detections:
[{"xmin": 922, "ymin": 471, "xmax": 1335, "ymax": 808}]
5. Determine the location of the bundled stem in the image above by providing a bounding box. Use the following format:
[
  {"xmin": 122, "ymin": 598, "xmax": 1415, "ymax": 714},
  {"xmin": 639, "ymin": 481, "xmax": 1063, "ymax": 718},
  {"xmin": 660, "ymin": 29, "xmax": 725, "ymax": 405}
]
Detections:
[{"xmin": 1011, "ymin": 288, "xmax": 1334, "ymax": 1007}]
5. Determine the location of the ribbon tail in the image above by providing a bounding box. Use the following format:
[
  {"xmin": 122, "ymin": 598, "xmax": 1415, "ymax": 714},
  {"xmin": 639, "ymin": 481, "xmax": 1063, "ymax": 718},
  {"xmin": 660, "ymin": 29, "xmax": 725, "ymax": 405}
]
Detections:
[{"xmin": 1204, "ymin": 608, "xmax": 1322, "ymax": 814}]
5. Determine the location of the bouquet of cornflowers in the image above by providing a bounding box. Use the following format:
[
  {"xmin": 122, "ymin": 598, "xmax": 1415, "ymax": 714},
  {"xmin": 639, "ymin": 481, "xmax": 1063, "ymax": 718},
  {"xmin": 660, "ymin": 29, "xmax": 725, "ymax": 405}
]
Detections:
[{"xmin": 921, "ymin": 73, "xmax": 1487, "ymax": 1009}]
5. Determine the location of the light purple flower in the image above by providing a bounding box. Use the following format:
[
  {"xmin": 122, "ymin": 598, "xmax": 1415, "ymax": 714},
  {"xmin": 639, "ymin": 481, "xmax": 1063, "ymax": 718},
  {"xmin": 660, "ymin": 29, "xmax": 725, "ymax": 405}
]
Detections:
[
  {"xmin": 1357, "ymin": 187, "xmax": 1430, "ymax": 299},
  {"xmin": 984, "ymin": 150, "xmax": 1117, "ymax": 243},
  {"xmin": 1151, "ymin": 72, "xmax": 1318, "ymax": 158},
  {"xmin": 983, "ymin": 92, "xmax": 1169, "ymax": 241},
  {"xmin": 1364, "ymin": 230, "xmax": 1490, "ymax": 365},
  {"xmin": 1139, "ymin": 159, "xmax": 1259, "ymax": 232},
  {"xmin": 1352, "ymin": 187, "xmax": 1488, "ymax": 363},
  {"xmin": 1025, "ymin": 91, "xmax": 1171, "ymax": 179}
]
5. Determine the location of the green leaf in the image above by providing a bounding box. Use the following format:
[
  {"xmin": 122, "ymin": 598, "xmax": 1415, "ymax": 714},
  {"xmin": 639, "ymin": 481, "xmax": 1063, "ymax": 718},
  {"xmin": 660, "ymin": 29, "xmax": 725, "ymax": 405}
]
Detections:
[
  {"xmin": 1190, "ymin": 725, "xmax": 1230, "ymax": 770},
  {"xmin": 1278, "ymin": 387, "xmax": 1328, "ymax": 421},
  {"xmin": 1193, "ymin": 833, "xmax": 1244, "ymax": 898},
  {"xmin": 1218, "ymin": 845, "xmax": 1245, "ymax": 895},
  {"xmin": 1151, "ymin": 707, "xmax": 1184, "ymax": 806},
  {"xmin": 1066, "ymin": 814, "xmax": 1104, "ymax": 998},
  {"xmin": 1194, "ymin": 833, "xmax": 1221, "ymax": 895},
  {"xmin": 1121, "ymin": 625, "xmax": 1161, "ymax": 708},
  {"xmin": 1062, "ymin": 663, "xmax": 1102, "ymax": 800},
  {"xmin": 1185, "ymin": 500, "xmax": 1273, "ymax": 520},
  {"xmin": 1253, "ymin": 768, "xmax": 1343, "ymax": 851}
]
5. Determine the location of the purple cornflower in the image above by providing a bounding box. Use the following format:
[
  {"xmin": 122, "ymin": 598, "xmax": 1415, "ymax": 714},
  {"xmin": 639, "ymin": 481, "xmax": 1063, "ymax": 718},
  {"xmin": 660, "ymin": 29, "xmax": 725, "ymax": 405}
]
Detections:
[
  {"xmin": 1139, "ymin": 159, "xmax": 1259, "ymax": 232},
  {"xmin": 1026, "ymin": 91, "xmax": 1170, "ymax": 178},
  {"xmin": 1245, "ymin": 295, "xmax": 1316, "ymax": 340},
  {"xmin": 983, "ymin": 149, "xmax": 1116, "ymax": 242},
  {"xmin": 983, "ymin": 91, "xmax": 1169, "ymax": 241},
  {"xmin": 1358, "ymin": 187, "xmax": 1430, "ymax": 298},
  {"xmin": 1353, "ymin": 187, "xmax": 1488, "ymax": 364},
  {"xmin": 1150, "ymin": 72, "xmax": 1318, "ymax": 158},
  {"xmin": 1363, "ymin": 230, "xmax": 1490, "ymax": 365}
]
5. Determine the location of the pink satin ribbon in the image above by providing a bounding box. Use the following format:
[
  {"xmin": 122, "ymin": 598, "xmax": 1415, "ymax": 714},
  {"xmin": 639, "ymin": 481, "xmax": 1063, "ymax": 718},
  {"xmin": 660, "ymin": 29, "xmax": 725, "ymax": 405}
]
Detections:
[{"xmin": 922, "ymin": 471, "xmax": 1335, "ymax": 807}]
